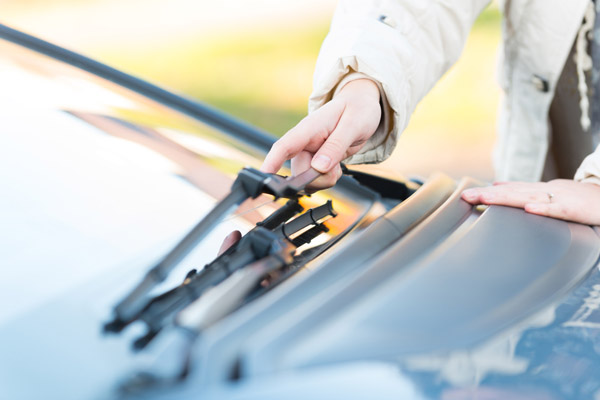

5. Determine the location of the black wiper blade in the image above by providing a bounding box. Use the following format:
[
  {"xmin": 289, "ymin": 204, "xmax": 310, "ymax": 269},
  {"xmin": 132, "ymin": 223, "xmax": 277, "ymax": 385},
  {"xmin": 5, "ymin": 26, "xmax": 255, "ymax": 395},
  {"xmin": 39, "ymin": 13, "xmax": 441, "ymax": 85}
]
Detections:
[
  {"xmin": 131, "ymin": 201, "xmax": 337, "ymax": 349},
  {"xmin": 104, "ymin": 167, "xmax": 321, "ymax": 334},
  {"xmin": 133, "ymin": 227, "xmax": 280, "ymax": 341},
  {"xmin": 176, "ymin": 251, "xmax": 294, "ymax": 333},
  {"xmin": 117, "ymin": 251, "xmax": 296, "ymax": 395},
  {"xmin": 117, "ymin": 199, "xmax": 336, "ymax": 392}
]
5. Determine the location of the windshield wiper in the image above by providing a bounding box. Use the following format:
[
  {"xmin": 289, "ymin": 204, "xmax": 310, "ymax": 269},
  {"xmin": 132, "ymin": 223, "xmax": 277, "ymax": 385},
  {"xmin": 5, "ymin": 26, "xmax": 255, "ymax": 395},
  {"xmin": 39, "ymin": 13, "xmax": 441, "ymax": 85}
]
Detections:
[
  {"xmin": 130, "ymin": 201, "xmax": 336, "ymax": 349},
  {"xmin": 117, "ymin": 249, "xmax": 297, "ymax": 395},
  {"xmin": 118, "ymin": 203, "xmax": 338, "ymax": 395},
  {"xmin": 104, "ymin": 167, "xmax": 321, "ymax": 333}
]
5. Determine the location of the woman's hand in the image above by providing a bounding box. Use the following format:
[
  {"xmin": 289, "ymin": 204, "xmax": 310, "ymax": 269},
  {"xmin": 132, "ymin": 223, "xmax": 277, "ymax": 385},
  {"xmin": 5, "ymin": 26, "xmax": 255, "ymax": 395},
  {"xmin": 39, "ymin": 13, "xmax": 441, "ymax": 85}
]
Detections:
[
  {"xmin": 461, "ymin": 179, "xmax": 600, "ymax": 225},
  {"xmin": 261, "ymin": 78, "xmax": 382, "ymax": 191}
]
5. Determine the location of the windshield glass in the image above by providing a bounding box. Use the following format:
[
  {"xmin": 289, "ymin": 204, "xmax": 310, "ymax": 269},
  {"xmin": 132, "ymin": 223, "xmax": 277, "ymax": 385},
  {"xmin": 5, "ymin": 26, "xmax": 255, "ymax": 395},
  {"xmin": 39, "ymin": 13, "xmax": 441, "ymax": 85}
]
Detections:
[{"xmin": 0, "ymin": 37, "xmax": 379, "ymax": 326}]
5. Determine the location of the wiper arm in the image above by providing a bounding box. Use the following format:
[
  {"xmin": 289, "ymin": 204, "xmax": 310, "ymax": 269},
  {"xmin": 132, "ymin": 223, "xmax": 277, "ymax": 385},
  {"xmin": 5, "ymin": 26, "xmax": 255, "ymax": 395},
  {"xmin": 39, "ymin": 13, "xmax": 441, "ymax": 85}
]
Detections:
[
  {"xmin": 116, "ymin": 201, "xmax": 336, "ymax": 394},
  {"xmin": 104, "ymin": 167, "xmax": 321, "ymax": 333},
  {"xmin": 117, "ymin": 251, "xmax": 296, "ymax": 395},
  {"xmin": 176, "ymin": 251, "xmax": 293, "ymax": 334},
  {"xmin": 131, "ymin": 201, "xmax": 336, "ymax": 349}
]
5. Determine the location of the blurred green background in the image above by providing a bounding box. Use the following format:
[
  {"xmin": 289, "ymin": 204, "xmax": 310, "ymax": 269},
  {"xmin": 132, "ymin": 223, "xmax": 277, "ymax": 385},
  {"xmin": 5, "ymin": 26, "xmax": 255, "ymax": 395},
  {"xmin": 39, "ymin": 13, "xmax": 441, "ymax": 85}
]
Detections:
[{"xmin": 4, "ymin": 0, "xmax": 501, "ymax": 180}]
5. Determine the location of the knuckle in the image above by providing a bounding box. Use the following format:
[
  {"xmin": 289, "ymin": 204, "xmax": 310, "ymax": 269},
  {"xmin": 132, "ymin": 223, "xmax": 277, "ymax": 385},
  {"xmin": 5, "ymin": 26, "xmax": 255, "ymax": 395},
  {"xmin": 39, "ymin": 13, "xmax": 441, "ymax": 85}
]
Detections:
[
  {"xmin": 560, "ymin": 205, "xmax": 577, "ymax": 219},
  {"xmin": 313, "ymin": 126, "xmax": 330, "ymax": 143},
  {"xmin": 559, "ymin": 206, "xmax": 571, "ymax": 219},
  {"xmin": 530, "ymin": 194, "xmax": 543, "ymax": 203},
  {"xmin": 322, "ymin": 138, "xmax": 346, "ymax": 158}
]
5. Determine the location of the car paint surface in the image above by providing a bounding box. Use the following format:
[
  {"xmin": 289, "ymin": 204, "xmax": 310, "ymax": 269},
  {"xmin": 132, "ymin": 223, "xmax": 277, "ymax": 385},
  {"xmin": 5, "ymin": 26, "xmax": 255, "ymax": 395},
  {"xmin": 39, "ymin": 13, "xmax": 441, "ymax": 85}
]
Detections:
[
  {"xmin": 0, "ymin": 30, "xmax": 380, "ymax": 399},
  {"xmin": 1, "ymin": 24, "xmax": 600, "ymax": 400}
]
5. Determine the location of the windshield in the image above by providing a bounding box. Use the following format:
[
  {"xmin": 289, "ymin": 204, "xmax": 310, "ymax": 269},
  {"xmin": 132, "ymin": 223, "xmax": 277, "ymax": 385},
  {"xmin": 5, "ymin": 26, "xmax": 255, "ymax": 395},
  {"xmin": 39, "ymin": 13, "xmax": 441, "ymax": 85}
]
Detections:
[{"xmin": 0, "ymin": 36, "xmax": 380, "ymax": 327}]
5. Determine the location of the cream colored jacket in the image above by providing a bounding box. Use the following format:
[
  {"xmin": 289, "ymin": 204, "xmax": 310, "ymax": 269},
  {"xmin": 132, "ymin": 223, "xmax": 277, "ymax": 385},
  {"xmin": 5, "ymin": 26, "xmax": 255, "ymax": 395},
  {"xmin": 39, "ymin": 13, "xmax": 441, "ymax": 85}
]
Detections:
[{"xmin": 309, "ymin": 0, "xmax": 600, "ymax": 184}]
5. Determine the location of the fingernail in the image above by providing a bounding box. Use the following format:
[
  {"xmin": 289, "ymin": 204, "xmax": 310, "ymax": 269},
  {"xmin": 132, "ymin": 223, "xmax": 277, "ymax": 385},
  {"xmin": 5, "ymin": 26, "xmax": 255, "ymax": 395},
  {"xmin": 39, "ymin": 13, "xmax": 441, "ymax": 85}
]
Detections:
[
  {"xmin": 461, "ymin": 189, "xmax": 477, "ymax": 201},
  {"xmin": 312, "ymin": 155, "xmax": 331, "ymax": 172}
]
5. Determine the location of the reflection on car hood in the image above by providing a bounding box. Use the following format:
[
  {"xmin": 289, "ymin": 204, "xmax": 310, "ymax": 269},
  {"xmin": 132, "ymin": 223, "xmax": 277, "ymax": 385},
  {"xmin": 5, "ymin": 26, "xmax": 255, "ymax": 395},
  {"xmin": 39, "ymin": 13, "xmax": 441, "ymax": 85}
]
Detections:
[
  {"xmin": 2, "ymin": 24, "xmax": 600, "ymax": 400},
  {"xmin": 0, "ymin": 29, "xmax": 383, "ymax": 400}
]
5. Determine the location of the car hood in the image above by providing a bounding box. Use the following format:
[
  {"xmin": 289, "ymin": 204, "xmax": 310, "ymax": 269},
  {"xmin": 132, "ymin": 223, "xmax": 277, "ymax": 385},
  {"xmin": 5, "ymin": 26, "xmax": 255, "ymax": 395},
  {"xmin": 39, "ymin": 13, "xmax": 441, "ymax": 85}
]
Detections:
[
  {"xmin": 2, "ymin": 25, "xmax": 600, "ymax": 400},
  {"xmin": 0, "ymin": 29, "xmax": 382, "ymax": 399}
]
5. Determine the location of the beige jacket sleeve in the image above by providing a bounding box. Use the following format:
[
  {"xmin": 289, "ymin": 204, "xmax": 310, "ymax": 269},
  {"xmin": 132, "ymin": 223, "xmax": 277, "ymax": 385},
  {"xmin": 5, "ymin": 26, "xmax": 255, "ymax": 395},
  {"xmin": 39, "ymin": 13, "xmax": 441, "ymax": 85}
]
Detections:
[
  {"xmin": 575, "ymin": 145, "xmax": 600, "ymax": 185},
  {"xmin": 309, "ymin": 0, "xmax": 491, "ymax": 165}
]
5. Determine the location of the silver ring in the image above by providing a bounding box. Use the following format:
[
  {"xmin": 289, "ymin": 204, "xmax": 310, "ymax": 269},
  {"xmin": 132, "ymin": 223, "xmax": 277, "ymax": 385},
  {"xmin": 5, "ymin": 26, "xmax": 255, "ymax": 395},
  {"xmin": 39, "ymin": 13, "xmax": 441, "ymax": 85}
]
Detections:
[{"xmin": 547, "ymin": 192, "xmax": 555, "ymax": 203}]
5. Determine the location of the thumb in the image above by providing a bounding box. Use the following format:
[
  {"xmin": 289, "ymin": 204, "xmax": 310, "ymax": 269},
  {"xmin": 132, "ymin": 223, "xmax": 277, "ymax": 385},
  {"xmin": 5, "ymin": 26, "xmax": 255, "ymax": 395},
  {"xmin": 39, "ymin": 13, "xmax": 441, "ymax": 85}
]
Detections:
[
  {"xmin": 311, "ymin": 153, "xmax": 335, "ymax": 173},
  {"xmin": 310, "ymin": 115, "xmax": 360, "ymax": 173}
]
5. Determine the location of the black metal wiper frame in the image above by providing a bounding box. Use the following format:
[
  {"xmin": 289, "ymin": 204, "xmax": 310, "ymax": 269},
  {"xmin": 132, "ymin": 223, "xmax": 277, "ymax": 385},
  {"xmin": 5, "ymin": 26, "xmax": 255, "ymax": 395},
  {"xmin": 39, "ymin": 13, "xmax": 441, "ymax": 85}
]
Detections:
[
  {"xmin": 117, "ymin": 248, "xmax": 297, "ymax": 396},
  {"xmin": 104, "ymin": 166, "xmax": 321, "ymax": 333},
  {"xmin": 129, "ymin": 201, "xmax": 336, "ymax": 349},
  {"xmin": 118, "ymin": 200, "xmax": 340, "ymax": 394}
]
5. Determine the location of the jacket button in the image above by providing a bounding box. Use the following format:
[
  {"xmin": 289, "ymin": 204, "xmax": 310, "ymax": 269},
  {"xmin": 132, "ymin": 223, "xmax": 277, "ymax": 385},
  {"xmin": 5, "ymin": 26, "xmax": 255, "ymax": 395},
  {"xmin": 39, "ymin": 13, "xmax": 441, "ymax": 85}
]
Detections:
[
  {"xmin": 531, "ymin": 75, "xmax": 549, "ymax": 92},
  {"xmin": 378, "ymin": 15, "xmax": 397, "ymax": 28}
]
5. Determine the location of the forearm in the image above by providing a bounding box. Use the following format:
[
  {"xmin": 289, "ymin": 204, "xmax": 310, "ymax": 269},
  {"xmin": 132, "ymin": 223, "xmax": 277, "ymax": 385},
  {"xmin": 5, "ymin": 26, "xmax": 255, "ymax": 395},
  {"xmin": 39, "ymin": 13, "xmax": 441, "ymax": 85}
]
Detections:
[{"xmin": 310, "ymin": 0, "xmax": 492, "ymax": 163}]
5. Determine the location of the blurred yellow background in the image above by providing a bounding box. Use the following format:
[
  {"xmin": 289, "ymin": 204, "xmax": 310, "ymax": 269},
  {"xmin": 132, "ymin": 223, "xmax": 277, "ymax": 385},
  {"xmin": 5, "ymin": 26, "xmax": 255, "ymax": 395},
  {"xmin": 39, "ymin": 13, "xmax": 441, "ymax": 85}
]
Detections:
[{"xmin": 4, "ymin": 0, "xmax": 501, "ymax": 181}]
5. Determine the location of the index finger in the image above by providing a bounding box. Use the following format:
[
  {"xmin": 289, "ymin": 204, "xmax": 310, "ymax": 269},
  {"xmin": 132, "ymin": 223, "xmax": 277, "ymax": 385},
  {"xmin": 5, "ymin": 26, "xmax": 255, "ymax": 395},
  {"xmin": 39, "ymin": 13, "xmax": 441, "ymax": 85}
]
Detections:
[
  {"xmin": 261, "ymin": 131, "xmax": 312, "ymax": 174},
  {"xmin": 261, "ymin": 103, "xmax": 342, "ymax": 173}
]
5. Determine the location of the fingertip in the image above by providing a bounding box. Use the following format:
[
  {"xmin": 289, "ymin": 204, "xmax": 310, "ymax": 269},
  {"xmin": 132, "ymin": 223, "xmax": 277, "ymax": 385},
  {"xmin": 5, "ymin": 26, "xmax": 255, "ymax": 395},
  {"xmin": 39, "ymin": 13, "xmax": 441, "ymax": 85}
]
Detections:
[
  {"xmin": 261, "ymin": 152, "xmax": 283, "ymax": 174},
  {"xmin": 218, "ymin": 230, "xmax": 242, "ymax": 256},
  {"xmin": 259, "ymin": 161, "xmax": 271, "ymax": 173},
  {"xmin": 259, "ymin": 163, "xmax": 276, "ymax": 174},
  {"xmin": 461, "ymin": 188, "xmax": 480, "ymax": 203},
  {"xmin": 262, "ymin": 129, "xmax": 314, "ymax": 173}
]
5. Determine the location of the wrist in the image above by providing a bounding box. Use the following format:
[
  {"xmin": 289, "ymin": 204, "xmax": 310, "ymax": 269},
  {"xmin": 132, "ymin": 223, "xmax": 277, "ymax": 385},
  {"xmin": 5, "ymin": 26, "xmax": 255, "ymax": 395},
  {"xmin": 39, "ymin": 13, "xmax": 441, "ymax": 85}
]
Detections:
[{"xmin": 337, "ymin": 78, "xmax": 381, "ymax": 103}]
